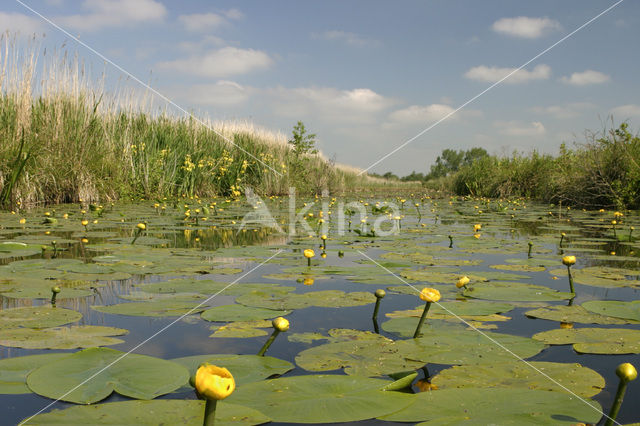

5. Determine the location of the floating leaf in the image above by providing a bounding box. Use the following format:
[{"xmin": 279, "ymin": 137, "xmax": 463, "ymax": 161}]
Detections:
[
  {"xmin": 92, "ymin": 298, "xmax": 210, "ymax": 317},
  {"xmin": 201, "ymin": 305, "xmax": 290, "ymax": 322},
  {"xmin": 228, "ymin": 375, "xmax": 415, "ymax": 423},
  {"xmin": 431, "ymin": 361, "xmax": 604, "ymax": 397},
  {"xmin": 237, "ymin": 289, "xmax": 375, "ymax": 310},
  {"xmin": 489, "ymin": 264, "xmax": 546, "ymax": 272},
  {"xmin": 209, "ymin": 320, "xmax": 271, "ymax": 338},
  {"xmin": 548, "ymin": 266, "xmax": 640, "ymax": 288},
  {"xmin": 24, "ymin": 400, "xmax": 270, "ymax": 425},
  {"xmin": 525, "ymin": 305, "xmax": 639, "ymax": 325},
  {"xmin": 0, "ymin": 353, "xmax": 70, "ymax": 394},
  {"xmin": 463, "ymin": 281, "xmax": 573, "ymax": 301},
  {"xmin": 172, "ymin": 354, "xmax": 293, "ymax": 385},
  {"xmin": 0, "ymin": 325, "xmax": 128, "ymax": 349},
  {"xmin": 0, "ymin": 306, "xmax": 82, "ymax": 330},
  {"xmin": 27, "ymin": 347, "xmax": 189, "ymax": 404},
  {"xmin": 387, "ymin": 301, "xmax": 514, "ymax": 319},
  {"xmin": 533, "ymin": 328, "xmax": 640, "ymax": 354},
  {"xmin": 379, "ymin": 388, "xmax": 602, "ymax": 424},
  {"xmin": 582, "ymin": 300, "xmax": 640, "ymax": 321}
]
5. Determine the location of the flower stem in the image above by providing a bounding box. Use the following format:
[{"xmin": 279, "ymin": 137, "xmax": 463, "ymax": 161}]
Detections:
[
  {"xmin": 257, "ymin": 329, "xmax": 280, "ymax": 356},
  {"xmin": 203, "ymin": 398, "xmax": 217, "ymax": 426},
  {"xmin": 307, "ymin": 257, "xmax": 311, "ymax": 267},
  {"xmin": 413, "ymin": 302, "xmax": 432, "ymax": 339},
  {"xmin": 566, "ymin": 265, "xmax": 575, "ymax": 294},
  {"xmin": 372, "ymin": 298, "xmax": 381, "ymax": 321},
  {"xmin": 605, "ymin": 380, "xmax": 629, "ymax": 426}
]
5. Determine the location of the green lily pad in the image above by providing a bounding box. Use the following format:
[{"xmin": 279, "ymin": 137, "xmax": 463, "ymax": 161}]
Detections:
[
  {"xmin": 228, "ymin": 375, "xmax": 415, "ymax": 423},
  {"xmin": 201, "ymin": 305, "xmax": 290, "ymax": 322},
  {"xmin": 0, "ymin": 325, "xmax": 128, "ymax": 349},
  {"xmin": 172, "ymin": 354, "xmax": 293, "ymax": 385},
  {"xmin": 209, "ymin": 320, "xmax": 272, "ymax": 338},
  {"xmin": 387, "ymin": 301, "xmax": 514, "ymax": 319},
  {"xmin": 26, "ymin": 347, "xmax": 189, "ymax": 404},
  {"xmin": 463, "ymin": 281, "xmax": 573, "ymax": 301},
  {"xmin": 379, "ymin": 388, "xmax": 602, "ymax": 424},
  {"xmin": 489, "ymin": 264, "xmax": 546, "ymax": 272},
  {"xmin": 525, "ymin": 305, "xmax": 640, "ymax": 325},
  {"xmin": 0, "ymin": 353, "xmax": 70, "ymax": 394},
  {"xmin": 23, "ymin": 400, "xmax": 270, "ymax": 425},
  {"xmin": 582, "ymin": 300, "xmax": 640, "ymax": 321},
  {"xmin": 0, "ymin": 241, "xmax": 43, "ymax": 259},
  {"xmin": 0, "ymin": 306, "xmax": 82, "ymax": 330},
  {"xmin": 92, "ymin": 298, "xmax": 211, "ymax": 317},
  {"xmin": 431, "ymin": 361, "xmax": 604, "ymax": 397},
  {"xmin": 548, "ymin": 266, "xmax": 640, "ymax": 288},
  {"xmin": 237, "ymin": 289, "xmax": 375, "ymax": 310},
  {"xmin": 533, "ymin": 328, "xmax": 640, "ymax": 354}
]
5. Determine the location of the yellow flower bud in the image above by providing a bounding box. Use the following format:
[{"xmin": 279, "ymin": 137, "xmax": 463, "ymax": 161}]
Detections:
[
  {"xmin": 456, "ymin": 276, "xmax": 470, "ymax": 288},
  {"xmin": 195, "ymin": 364, "xmax": 235, "ymax": 400},
  {"xmin": 137, "ymin": 223, "xmax": 146, "ymax": 230},
  {"xmin": 81, "ymin": 220, "xmax": 89, "ymax": 226},
  {"xmin": 272, "ymin": 317, "xmax": 290, "ymax": 332},
  {"xmin": 303, "ymin": 277, "xmax": 314, "ymax": 286},
  {"xmin": 473, "ymin": 224, "xmax": 482, "ymax": 232},
  {"xmin": 616, "ymin": 363, "xmax": 637, "ymax": 382},
  {"xmin": 562, "ymin": 255, "xmax": 576, "ymax": 266},
  {"xmin": 19, "ymin": 218, "xmax": 26, "ymax": 224},
  {"xmin": 375, "ymin": 289, "xmax": 386, "ymax": 298},
  {"xmin": 419, "ymin": 287, "xmax": 441, "ymax": 303},
  {"xmin": 303, "ymin": 249, "xmax": 315, "ymax": 258},
  {"xmin": 321, "ymin": 234, "xmax": 327, "ymax": 240}
]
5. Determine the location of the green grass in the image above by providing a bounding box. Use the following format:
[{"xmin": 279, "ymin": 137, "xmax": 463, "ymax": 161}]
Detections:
[{"xmin": 0, "ymin": 37, "xmax": 418, "ymax": 208}]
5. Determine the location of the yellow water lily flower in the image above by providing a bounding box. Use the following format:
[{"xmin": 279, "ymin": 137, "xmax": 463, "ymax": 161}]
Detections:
[
  {"xmin": 456, "ymin": 276, "xmax": 470, "ymax": 288},
  {"xmin": 473, "ymin": 224, "xmax": 481, "ymax": 232},
  {"xmin": 303, "ymin": 249, "xmax": 315, "ymax": 258},
  {"xmin": 562, "ymin": 255, "xmax": 576, "ymax": 266},
  {"xmin": 136, "ymin": 223, "xmax": 146, "ymax": 230},
  {"xmin": 616, "ymin": 363, "xmax": 637, "ymax": 382},
  {"xmin": 272, "ymin": 317, "xmax": 290, "ymax": 332},
  {"xmin": 303, "ymin": 277, "xmax": 314, "ymax": 286},
  {"xmin": 195, "ymin": 364, "xmax": 235, "ymax": 401},
  {"xmin": 81, "ymin": 219, "xmax": 89, "ymax": 226},
  {"xmin": 419, "ymin": 287, "xmax": 441, "ymax": 303}
]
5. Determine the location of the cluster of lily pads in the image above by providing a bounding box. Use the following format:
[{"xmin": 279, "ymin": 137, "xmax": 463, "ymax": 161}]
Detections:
[{"xmin": 0, "ymin": 196, "xmax": 639, "ymax": 424}]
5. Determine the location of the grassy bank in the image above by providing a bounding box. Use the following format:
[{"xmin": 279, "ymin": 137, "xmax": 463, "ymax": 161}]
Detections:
[
  {"xmin": 419, "ymin": 122, "xmax": 640, "ymax": 209},
  {"xmin": 0, "ymin": 37, "xmax": 411, "ymax": 209}
]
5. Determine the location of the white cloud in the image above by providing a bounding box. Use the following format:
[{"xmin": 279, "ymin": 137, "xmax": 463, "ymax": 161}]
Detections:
[
  {"xmin": 0, "ymin": 12, "xmax": 44, "ymax": 34},
  {"xmin": 495, "ymin": 120, "xmax": 546, "ymax": 136},
  {"xmin": 157, "ymin": 47, "xmax": 272, "ymax": 78},
  {"xmin": 266, "ymin": 86, "xmax": 394, "ymax": 123},
  {"xmin": 531, "ymin": 102, "xmax": 595, "ymax": 119},
  {"xmin": 57, "ymin": 0, "xmax": 166, "ymax": 32},
  {"xmin": 464, "ymin": 64, "xmax": 550, "ymax": 84},
  {"xmin": 313, "ymin": 30, "xmax": 379, "ymax": 47},
  {"xmin": 387, "ymin": 104, "xmax": 456, "ymax": 124},
  {"xmin": 610, "ymin": 104, "xmax": 640, "ymax": 119},
  {"xmin": 492, "ymin": 16, "xmax": 561, "ymax": 39},
  {"xmin": 178, "ymin": 80, "xmax": 249, "ymax": 107},
  {"xmin": 178, "ymin": 9, "xmax": 243, "ymax": 32},
  {"xmin": 560, "ymin": 70, "xmax": 610, "ymax": 86}
]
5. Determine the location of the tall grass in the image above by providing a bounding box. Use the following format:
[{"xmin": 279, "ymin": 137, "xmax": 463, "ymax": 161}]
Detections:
[
  {"xmin": 0, "ymin": 35, "xmax": 396, "ymax": 208},
  {"xmin": 436, "ymin": 122, "xmax": 640, "ymax": 209}
]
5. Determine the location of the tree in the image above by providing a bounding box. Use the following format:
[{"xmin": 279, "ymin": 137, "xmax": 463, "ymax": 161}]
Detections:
[{"xmin": 288, "ymin": 121, "xmax": 317, "ymax": 156}]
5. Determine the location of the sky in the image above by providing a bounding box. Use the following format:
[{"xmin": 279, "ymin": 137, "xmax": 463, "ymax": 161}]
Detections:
[{"xmin": 1, "ymin": 0, "xmax": 639, "ymax": 175}]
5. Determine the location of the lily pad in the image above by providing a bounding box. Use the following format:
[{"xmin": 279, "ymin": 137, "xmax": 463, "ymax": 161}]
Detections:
[
  {"xmin": 379, "ymin": 388, "xmax": 602, "ymax": 424},
  {"xmin": 463, "ymin": 281, "xmax": 573, "ymax": 301},
  {"xmin": 237, "ymin": 289, "xmax": 375, "ymax": 310},
  {"xmin": 0, "ymin": 325, "xmax": 128, "ymax": 349},
  {"xmin": 525, "ymin": 305, "xmax": 639, "ymax": 325},
  {"xmin": 172, "ymin": 354, "xmax": 293, "ymax": 385},
  {"xmin": 431, "ymin": 361, "xmax": 604, "ymax": 397},
  {"xmin": 0, "ymin": 306, "xmax": 82, "ymax": 330},
  {"xmin": 548, "ymin": 266, "xmax": 640, "ymax": 288},
  {"xmin": 533, "ymin": 328, "xmax": 640, "ymax": 354},
  {"xmin": 92, "ymin": 298, "xmax": 210, "ymax": 317},
  {"xmin": 23, "ymin": 400, "xmax": 270, "ymax": 425},
  {"xmin": 387, "ymin": 301, "xmax": 514, "ymax": 319},
  {"xmin": 581, "ymin": 300, "xmax": 640, "ymax": 321},
  {"xmin": 26, "ymin": 347, "xmax": 189, "ymax": 404},
  {"xmin": 0, "ymin": 353, "xmax": 70, "ymax": 394},
  {"xmin": 228, "ymin": 374, "xmax": 415, "ymax": 423},
  {"xmin": 201, "ymin": 305, "xmax": 290, "ymax": 322},
  {"xmin": 209, "ymin": 320, "xmax": 272, "ymax": 338}
]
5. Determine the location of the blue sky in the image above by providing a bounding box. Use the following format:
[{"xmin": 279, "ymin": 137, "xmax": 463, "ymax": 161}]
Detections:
[{"xmin": 1, "ymin": 0, "xmax": 639, "ymax": 174}]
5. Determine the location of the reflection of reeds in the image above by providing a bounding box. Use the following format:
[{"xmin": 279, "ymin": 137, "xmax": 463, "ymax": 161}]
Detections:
[{"xmin": 0, "ymin": 34, "xmax": 403, "ymax": 208}]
